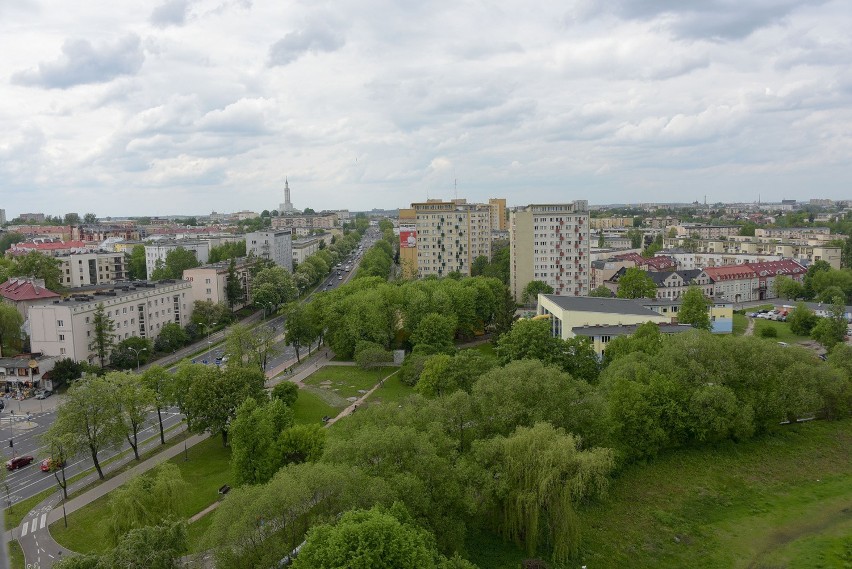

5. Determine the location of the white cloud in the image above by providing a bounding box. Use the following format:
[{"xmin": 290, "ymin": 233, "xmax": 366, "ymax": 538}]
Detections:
[{"xmin": 0, "ymin": 0, "xmax": 851, "ymax": 216}]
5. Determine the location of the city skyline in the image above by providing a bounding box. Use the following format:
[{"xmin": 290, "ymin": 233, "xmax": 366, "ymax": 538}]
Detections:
[{"xmin": 2, "ymin": 1, "xmax": 852, "ymax": 216}]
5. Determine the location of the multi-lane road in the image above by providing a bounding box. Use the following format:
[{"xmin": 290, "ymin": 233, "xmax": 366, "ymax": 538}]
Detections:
[{"xmin": 2, "ymin": 230, "xmax": 378, "ymax": 507}]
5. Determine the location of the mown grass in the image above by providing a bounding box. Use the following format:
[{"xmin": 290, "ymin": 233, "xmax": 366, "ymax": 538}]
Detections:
[
  {"xmin": 732, "ymin": 313, "xmax": 748, "ymax": 336},
  {"xmin": 752, "ymin": 318, "xmax": 810, "ymax": 343},
  {"xmin": 364, "ymin": 372, "xmax": 412, "ymax": 408},
  {"xmin": 302, "ymin": 366, "xmax": 392, "ymax": 400},
  {"xmin": 464, "ymin": 341, "xmax": 497, "ymax": 359},
  {"xmin": 50, "ymin": 436, "xmax": 231, "ymax": 555},
  {"xmin": 291, "ymin": 389, "xmax": 338, "ymax": 425},
  {"xmin": 577, "ymin": 418, "xmax": 852, "ymax": 569},
  {"xmin": 7, "ymin": 540, "xmax": 24, "ymax": 569}
]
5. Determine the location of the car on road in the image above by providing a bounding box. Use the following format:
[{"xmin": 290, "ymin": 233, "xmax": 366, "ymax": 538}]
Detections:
[
  {"xmin": 36, "ymin": 390, "xmax": 53, "ymax": 400},
  {"xmin": 6, "ymin": 456, "xmax": 34, "ymax": 471},
  {"xmin": 40, "ymin": 457, "xmax": 65, "ymax": 472},
  {"xmin": 338, "ymin": 275, "xmax": 343, "ymax": 280}
]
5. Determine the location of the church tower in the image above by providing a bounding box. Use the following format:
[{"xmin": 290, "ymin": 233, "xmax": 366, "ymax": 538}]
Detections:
[{"xmin": 279, "ymin": 178, "xmax": 294, "ymax": 214}]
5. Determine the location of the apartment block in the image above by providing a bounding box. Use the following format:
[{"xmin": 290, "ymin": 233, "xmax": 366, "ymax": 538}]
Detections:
[
  {"xmin": 271, "ymin": 213, "xmax": 338, "ymax": 230},
  {"xmin": 675, "ymin": 224, "xmax": 741, "ymax": 239},
  {"xmin": 488, "ymin": 198, "xmax": 507, "ymax": 231},
  {"xmin": 29, "ymin": 281, "xmax": 193, "ymax": 363},
  {"xmin": 246, "ymin": 230, "xmax": 293, "ymax": 271},
  {"xmin": 510, "ymin": 202, "xmax": 590, "ymax": 302},
  {"xmin": 754, "ymin": 227, "xmax": 831, "ymax": 240},
  {"xmin": 412, "ymin": 201, "xmax": 492, "ymax": 277},
  {"xmin": 145, "ymin": 241, "xmax": 211, "ymax": 279},
  {"xmin": 183, "ymin": 258, "xmax": 255, "ymax": 311},
  {"xmin": 397, "ymin": 208, "xmax": 418, "ymax": 279},
  {"xmin": 292, "ymin": 237, "xmax": 320, "ymax": 265},
  {"xmin": 663, "ymin": 237, "xmax": 841, "ymax": 269},
  {"xmin": 590, "ymin": 217, "xmax": 634, "ymax": 230},
  {"xmin": 58, "ymin": 252, "xmax": 128, "ymax": 287}
]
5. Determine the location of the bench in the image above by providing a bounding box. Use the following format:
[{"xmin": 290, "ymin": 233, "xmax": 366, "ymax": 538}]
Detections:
[{"xmin": 218, "ymin": 484, "xmax": 231, "ymax": 495}]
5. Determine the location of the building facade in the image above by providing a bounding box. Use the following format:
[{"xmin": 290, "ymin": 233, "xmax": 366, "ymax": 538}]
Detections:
[
  {"xmin": 412, "ymin": 201, "xmax": 492, "ymax": 277},
  {"xmin": 292, "ymin": 238, "xmax": 320, "ymax": 265},
  {"xmin": 145, "ymin": 241, "xmax": 211, "ymax": 279},
  {"xmin": 590, "ymin": 217, "xmax": 634, "ymax": 230},
  {"xmin": 183, "ymin": 258, "xmax": 255, "ymax": 311},
  {"xmin": 488, "ymin": 198, "xmax": 507, "ymax": 231},
  {"xmin": 29, "ymin": 281, "xmax": 193, "ymax": 363},
  {"xmin": 58, "ymin": 252, "xmax": 128, "ymax": 287},
  {"xmin": 510, "ymin": 202, "xmax": 590, "ymax": 302},
  {"xmin": 246, "ymin": 230, "xmax": 293, "ymax": 271}
]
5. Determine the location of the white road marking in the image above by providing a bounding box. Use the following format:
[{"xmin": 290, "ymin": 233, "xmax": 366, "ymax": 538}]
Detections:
[
  {"xmin": 21, "ymin": 520, "xmax": 28, "ymax": 536},
  {"xmin": 31, "ymin": 516, "xmax": 39, "ymax": 532},
  {"xmin": 40, "ymin": 513, "xmax": 47, "ymax": 529}
]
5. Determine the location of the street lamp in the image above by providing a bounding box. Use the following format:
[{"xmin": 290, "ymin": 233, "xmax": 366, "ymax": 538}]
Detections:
[
  {"xmin": 261, "ymin": 302, "xmax": 274, "ymax": 320},
  {"xmin": 128, "ymin": 346, "xmax": 147, "ymax": 372},
  {"xmin": 201, "ymin": 322, "xmax": 218, "ymax": 355}
]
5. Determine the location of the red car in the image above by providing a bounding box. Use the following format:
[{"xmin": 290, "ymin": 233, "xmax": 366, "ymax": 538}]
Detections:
[
  {"xmin": 6, "ymin": 456, "xmax": 34, "ymax": 471},
  {"xmin": 40, "ymin": 457, "xmax": 65, "ymax": 472}
]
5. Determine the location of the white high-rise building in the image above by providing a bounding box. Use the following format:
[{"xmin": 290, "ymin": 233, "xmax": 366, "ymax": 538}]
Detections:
[
  {"xmin": 510, "ymin": 202, "xmax": 591, "ymax": 302},
  {"xmin": 144, "ymin": 241, "xmax": 210, "ymax": 280},
  {"xmin": 246, "ymin": 230, "xmax": 293, "ymax": 272},
  {"xmin": 412, "ymin": 200, "xmax": 492, "ymax": 277},
  {"xmin": 279, "ymin": 178, "xmax": 295, "ymax": 214}
]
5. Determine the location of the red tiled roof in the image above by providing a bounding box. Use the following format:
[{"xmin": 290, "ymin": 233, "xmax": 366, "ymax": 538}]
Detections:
[
  {"xmin": 746, "ymin": 260, "xmax": 806, "ymax": 277},
  {"xmin": 0, "ymin": 279, "xmax": 60, "ymax": 301},
  {"xmin": 613, "ymin": 252, "xmax": 677, "ymax": 271},
  {"xmin": 703, "ymin": 265, "xmax": 758, "ymax": 281},
  {"xmin": 11, "ymin": 240, "xmax": 88, "ymax": 251}
]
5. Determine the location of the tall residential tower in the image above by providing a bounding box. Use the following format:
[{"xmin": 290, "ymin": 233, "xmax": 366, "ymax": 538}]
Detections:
[
  {"xmin": 279, "ymin": 178, "xmax": 295, "ymax": 214},
  {"xmin": 510, "ymin": 201, "xmax": 590, "ymax": 302}
]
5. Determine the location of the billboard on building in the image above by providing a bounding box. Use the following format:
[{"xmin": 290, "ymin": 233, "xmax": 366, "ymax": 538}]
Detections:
[{"xmin": 400, "ymin": 230, "xmax": 417, "ymax": 249}]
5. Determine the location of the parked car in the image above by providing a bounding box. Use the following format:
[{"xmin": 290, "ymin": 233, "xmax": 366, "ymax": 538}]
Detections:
[
  {"xmin": 40, "ymin": 457, "xmax": 65, "ymax": 472},
  {"xmin": 6, "ymin": 456, "xmax": 34, "ymax": 471},
  {"xmin": 36, "ymin": 390, "xmax": 53, "ymax": 400}
]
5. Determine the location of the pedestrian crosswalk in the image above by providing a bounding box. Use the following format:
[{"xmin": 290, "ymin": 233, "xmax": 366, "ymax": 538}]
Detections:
[{"xmin": 19, "ymin": 513, "xmax": 47, "ymax": 537}]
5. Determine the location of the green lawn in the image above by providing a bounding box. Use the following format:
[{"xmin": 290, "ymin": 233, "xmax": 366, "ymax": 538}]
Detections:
[
  {"xmin": 7, "ymin": 540, "xmax": 24, "ymax": 569},
  {"xmin": 186, "ymin": 508, "xmax": 217, "ymax": 553},
  {"xmin": 302, "ymin": 365, "xmax": 394, "ymax": 401},
  {"xmin": 578, "ymin": 418, "xmax": 852, "ymax": 569},
  {"xmin": 463, "ymin": 341, "xmax": 497, "ymax": 359},
  {"xmin": 50, "ymin": 436, "xmax": 231, "ymax": 555},
  {"xmin": 292, "ymin": 388, "xmax": 338, "ymax": 424},
  {"xmin": 364, "ymin": 372, "xmax": 411, "ymax": 408},
  {"xmin": 732, "ymin": 313, "xmax": 748, "ymax": 336},
  {"xmin": 752, "ymin": 319, "xmax": 810, "ymax": 343}
]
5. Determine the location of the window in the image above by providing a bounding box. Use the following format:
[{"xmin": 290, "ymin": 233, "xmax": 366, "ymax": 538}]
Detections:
[
  {"xmin": 59, "ymin": 334, "xmax": 65, "ymax": 341},
  {"xmin": 60, "ymin": 348, "xmax": 66, "ymax": 355},
  {"xmin": 57, "ymin": 320, "xmax": 64, "ymax": 327}
]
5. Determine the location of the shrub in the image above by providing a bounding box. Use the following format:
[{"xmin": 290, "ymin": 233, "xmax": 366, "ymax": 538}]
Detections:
[{"xmin": 758, "ymin": 326, "xmax": 778, "ymax": 338}]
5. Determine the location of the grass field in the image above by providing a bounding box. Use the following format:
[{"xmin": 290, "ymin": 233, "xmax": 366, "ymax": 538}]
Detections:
[
  {"xmin": 577, "ymin": 418, "xmax": 852, "ymax": 569},
  {"xmin": 291, "ymin": 388, "xmax": 338, "ymax": 424},
  {"xmin": 302, "ymin": 365, "xmax": 393, "ymax": 401},
  {"xmin": 50, "ymin": 435, "xmax": 231, "ymax": 555},
  {"xmin": 464, "ymin": 341, "xmax": 497, "ymax": 359},
  {"xmin": 7, "ymin": 540, "xmax": 24, "ymax": 569},
  {"xmin": 732, "ymin": 313, "xmax": 748, "ymax": 336},
  {"xmin": 752, "ymin": 318, "xmax": 810, "ymax": 343},
  {"xmin": 364, "ymin": 372, "xmax": 411, "ymax": 408}
]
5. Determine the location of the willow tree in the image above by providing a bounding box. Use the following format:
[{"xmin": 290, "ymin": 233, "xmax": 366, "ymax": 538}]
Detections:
[{"xmin": 474, "ymin": 422, "xmax": 614, "ymax": 564}]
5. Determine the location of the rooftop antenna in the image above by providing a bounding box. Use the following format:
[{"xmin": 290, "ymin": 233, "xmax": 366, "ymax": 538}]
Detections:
[{"xmin": 454, "ymin": 177, "xmax": 458, "ymax": 201}]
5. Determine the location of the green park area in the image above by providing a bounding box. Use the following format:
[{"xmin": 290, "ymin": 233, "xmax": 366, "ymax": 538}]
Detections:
[
  {"xmin": 301, "ymin": 365, "xmax": 395, "ymax": 408},
  {"xmin": 577, "ymin": 418, "xmax": 852, "ymax": 569},
  {"xmin": 752, "ymin": 318, "xmax": 812, "ymax": 343},
  {"xmin": 732, "ymin": 312, "xmax": 748, "ymax": 335}
]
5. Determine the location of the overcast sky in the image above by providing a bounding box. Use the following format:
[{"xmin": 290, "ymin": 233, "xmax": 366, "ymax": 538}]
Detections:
[{"xmin": 2, "ymin": 0, "xmax": 851, "ymax": 218}]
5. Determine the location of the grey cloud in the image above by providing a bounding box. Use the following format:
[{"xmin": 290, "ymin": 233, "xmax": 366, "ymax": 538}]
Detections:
[
  {"xmin": 12, "ymin": 34, "xmax": 144, "ymax": 89},
  {"xmin": 567, "ymin": 0, "xmax": 826, "ymax": 40},
  {"xmin": 150, "ymin": 0, "xmax": 191, "ymax": 28},
  {"xmin": 268, "ymin": 21, "xmax": 345, "ymax": 67}
]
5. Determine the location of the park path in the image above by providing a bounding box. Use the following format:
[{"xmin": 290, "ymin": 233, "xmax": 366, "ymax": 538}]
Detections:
[{"xmin": 744, "ymin": 315, "xmax": 755, "ymax": 336}]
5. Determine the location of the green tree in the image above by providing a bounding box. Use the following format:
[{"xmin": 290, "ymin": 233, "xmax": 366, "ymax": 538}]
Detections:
[
  {"xmin": 111, "ymin": 371, "xmax": 156, "ymax": 460},
  {"xmin": 0, "ymin": 303, "xmax": 23, "ymax": 357},
  {"xmin": 253, "ymin": 265, "xmax": 298, "ymax": 308},
  {"xmin": 89, "ymin": 303, "xmax": 116, "ymax": 368},
  {"xmin": 110, "ymin": 337, "xmax": 152, "ymax": 370},
  {"xmin": 154, "ymin": 322, "xmax": 189, "ymax": 353},
  {"xmin": 284, "ymin": 303, "xmax": 316, "ymax": 363},
  {"xmin": 151, "ymin": 247, "xmax": 200, "ymax": 280},
  {"xmin": 0, "ymin": 232, "xmax": 25, "ymax": 254},
  {"xmin": 107, "ymin": 521, "xmax": 188, "ymax": 569},
  {"xmin": 773, "ymin": 275, "xmax": 805, "ymax": 300},
  {"xmin": 127, "ymin": 245, "xmax": 147, "ymax": 280},
  {"xmin": 678, "ymin": 286, "xmax": 711, "ymax": 330},
  {"xmin": 616, "ymin": 267, "xmax": 657, "ymax": 299},
  {"xmin": 788, "ymin": 302, "xmax": 818, "ymax": 336},
  {"xmin": 521, "ymin": 280, "xmax": 554, "ymax": 304},
  {"xmin": 354, "ymin": 340, "xmax": 393, "ymax": 369},
  {"xmin": 492, "ymin": 286, "xmax": 517, "ymax": 340},
  {"xmin": 230, "ymin": 397, "xmax": 294, "ymax": 486},
  {"xmin": 107, "ymin": 464, "xmax": 189, "ymax": 544},
  {"xmin": 470, "ymin": 255, "xmax": 489, "ymax": 277},
  {"xmin": 271, "ymin": 381, "xmax": 299, "ymax": 407},
  {"xmin": 472, "ymin": 423, "xmax": 614, "ymax": 563},
  {"xmin": 225, "ymin": 258, "xmax": 242, "ymax": 308},
  {"xmin": 11, "ymin": 250, "xmax": 63, "ymax": 291},
  {"xmin": 495, "ymin": 318, "xmax": 563, "ymax": 368},
  {"xmin": 276, "ymin": 424, "xmax": 327, "ymax": 465},
  {"xmin": 589, "ymin": 285, "xmax": 613, "ymax": 297},
  {"xmin": 47, "ymin": 376, "xmax": 124, "ymax": 479},
  {"xmin": 293, "ymin": 505, "xmax": 439, "ymax": 569},
  {"xmin": 83, "ymin": 213, "xmax": 98, "ymax": 224},
  {"xmin": 141, "ymin": 365, "xmax": 173, "ymax": 445},
  {"xmin": 184, "ymin": 365, "xmax": 267, "ymax": 446},
  {"xmin": 46, "ymin": 358, "xmax": 83, "ymax": 389},
  {"xmin": 811, "ymin": 301, "xmax": 848, "ymax": 350},
  {"xmin": 627, "ymin": 228, "xmax": 643, "ymax": 248},
  {"xmin": 410, "ymin": 313, "xmax": 456, "ymax": 352}
]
